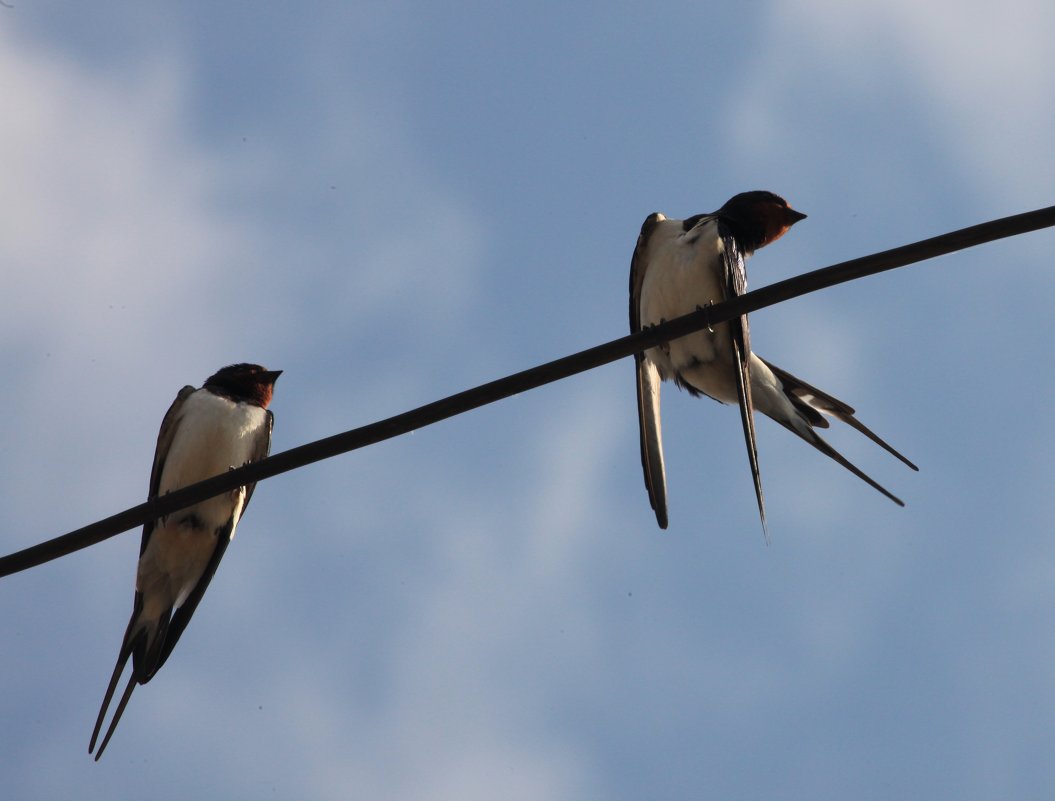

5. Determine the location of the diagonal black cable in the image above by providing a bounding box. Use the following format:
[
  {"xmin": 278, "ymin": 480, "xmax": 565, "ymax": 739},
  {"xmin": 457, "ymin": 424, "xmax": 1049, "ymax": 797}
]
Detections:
[{"xmin": 2, "ymin": 204, "xmax": 1053, "ymax": 579}]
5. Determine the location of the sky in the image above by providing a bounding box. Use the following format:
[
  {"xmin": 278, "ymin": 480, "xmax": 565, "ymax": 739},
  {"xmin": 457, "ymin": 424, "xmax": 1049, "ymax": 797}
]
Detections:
[{"xmin": 1, "ymin": 2, "xmax": 1054, "ymax": 799}]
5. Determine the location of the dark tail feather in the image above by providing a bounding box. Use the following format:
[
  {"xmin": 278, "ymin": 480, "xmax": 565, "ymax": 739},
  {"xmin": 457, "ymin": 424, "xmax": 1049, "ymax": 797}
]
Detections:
[
  {"xmin": 786, "ymin": 421, "xmax": 906, "ymax": 507},
  {"xmin": 91, "ymin": 673, "xmax": 137, "ymax": 761},
  {"xmin": 91, "ymin": 607, "xmax": 153, "ymax": 759},
  {"xmin": 761, "ymin": 358, "xmax": 918, "ymax": 472},
  {"xmin": 834, "ymin": 414, "xmax": 918, "ymax": 472},
  {"xmin": 89, "ymin": 644, "xmax": 132, "ymax": 756},
  {"xmin": 734, "ymin": 343, "xmax": 767, "ymax": 539}
]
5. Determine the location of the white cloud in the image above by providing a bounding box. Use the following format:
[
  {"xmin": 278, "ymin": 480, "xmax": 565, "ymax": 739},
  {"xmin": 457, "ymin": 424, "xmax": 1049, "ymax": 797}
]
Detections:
[
  {"xmin": 867, "ymin": 0, "xmax": 1055, "ymax": 202},
  {"xmin": 725, "ymin": 0, "xmax": 1055, "ymax": 206},
  {"xmin": 0, "ymin": 29, "xmax": 235, "ymax": 354},
  {"xmin": 0, "ymin": 28, "xmax": 248, "ymax": 535}
]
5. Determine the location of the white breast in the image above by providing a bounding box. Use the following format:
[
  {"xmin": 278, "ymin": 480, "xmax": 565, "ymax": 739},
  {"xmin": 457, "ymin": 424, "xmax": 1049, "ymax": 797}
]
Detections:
[
  {"xmin": 159, "ymin": 389, "xmax": 266, "ymax": 515},
  {"xmin": 136, "ymin": 389, "xmax": 266, "ymax": 611},
  {"xmin": 638, "ymin": 217, "xmax": 732, "ymax": 376}
]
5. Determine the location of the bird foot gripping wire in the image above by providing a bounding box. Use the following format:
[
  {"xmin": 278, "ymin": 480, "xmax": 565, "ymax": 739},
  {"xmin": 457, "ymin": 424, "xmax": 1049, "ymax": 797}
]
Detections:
[{"xmin": 695, "ymin": 302, "xmax": 716, "ymax": 333}]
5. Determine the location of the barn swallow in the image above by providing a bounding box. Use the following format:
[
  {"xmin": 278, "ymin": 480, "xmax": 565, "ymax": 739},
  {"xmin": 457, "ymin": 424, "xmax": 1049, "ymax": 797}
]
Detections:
[
  {"xmin": 89, "ymin": 363, "xmax": 281, "ymax": 760},
  {"xmin": 630, "ymin": 191, "xmax": 917, "ymax": 531}
]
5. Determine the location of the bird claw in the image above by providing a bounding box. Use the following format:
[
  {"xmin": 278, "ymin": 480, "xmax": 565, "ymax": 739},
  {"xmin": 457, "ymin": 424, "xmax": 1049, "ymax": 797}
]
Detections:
[{"xmin": 695, "ymin": 301, "xmax": 716, "ymax": 333}]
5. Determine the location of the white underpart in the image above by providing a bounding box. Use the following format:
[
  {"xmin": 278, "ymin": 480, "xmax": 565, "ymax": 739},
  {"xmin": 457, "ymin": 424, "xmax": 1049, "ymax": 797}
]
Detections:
[
  {"xmin": 744, "ymin": 354, "xmax": 809, "ymax": 433},
  {"xmin": 136, "ymin": 389, "xmax": 266, "ymax": 613},
  {"xmin": 638, "ymin": 216, "xmax": 738, "ymax": 402},
  {"xmin": 638, "ymin": 215, "xmax": 811, "ymax": 432}
]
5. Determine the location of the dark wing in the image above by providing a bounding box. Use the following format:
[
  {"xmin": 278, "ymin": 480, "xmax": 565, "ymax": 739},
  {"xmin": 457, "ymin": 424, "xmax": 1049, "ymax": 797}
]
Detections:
[
  {"xmin": 140, "ymin": 385, "xmax": 197, "ymax": 556},
  {"xmin": 154, "ymin": 408, "xmax": 273, "ymax": 673},
  {"xmin": 630, "ymin": 214, "xmax": 669, "ymax": 529},
  {"xmin": 760, "ymin": 358, "xmax": 918, "ymax": 471},
  {"xmin": 629, "ymin": 213, "xmax": 661, "ymax": 333},
  {"xmin": 636, "ymin": 359, "xmax": 668, "ymax": 529},
  {"xmin": 717, "ymin": 225, "xmax": 766, "ymax": 536}
]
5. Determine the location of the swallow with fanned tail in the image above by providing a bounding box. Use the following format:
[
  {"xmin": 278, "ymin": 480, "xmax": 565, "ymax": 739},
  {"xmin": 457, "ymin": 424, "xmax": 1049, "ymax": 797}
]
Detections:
[{"xmin": 629, "ymin": 191, "xmax": 917, "ymax": 532}]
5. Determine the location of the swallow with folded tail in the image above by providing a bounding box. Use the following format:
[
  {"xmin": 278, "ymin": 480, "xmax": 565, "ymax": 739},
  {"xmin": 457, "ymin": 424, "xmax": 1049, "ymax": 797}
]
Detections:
[{"xmin": 90, "ymin": 363, "xmax": 281, "ymax": 760}]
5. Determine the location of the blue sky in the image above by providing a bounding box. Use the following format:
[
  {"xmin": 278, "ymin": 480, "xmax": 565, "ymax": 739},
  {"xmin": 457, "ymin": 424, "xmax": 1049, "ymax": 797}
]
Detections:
[{"xmin": 2, "ymin": 2, "xmax": 1054, "ymax": 799}]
